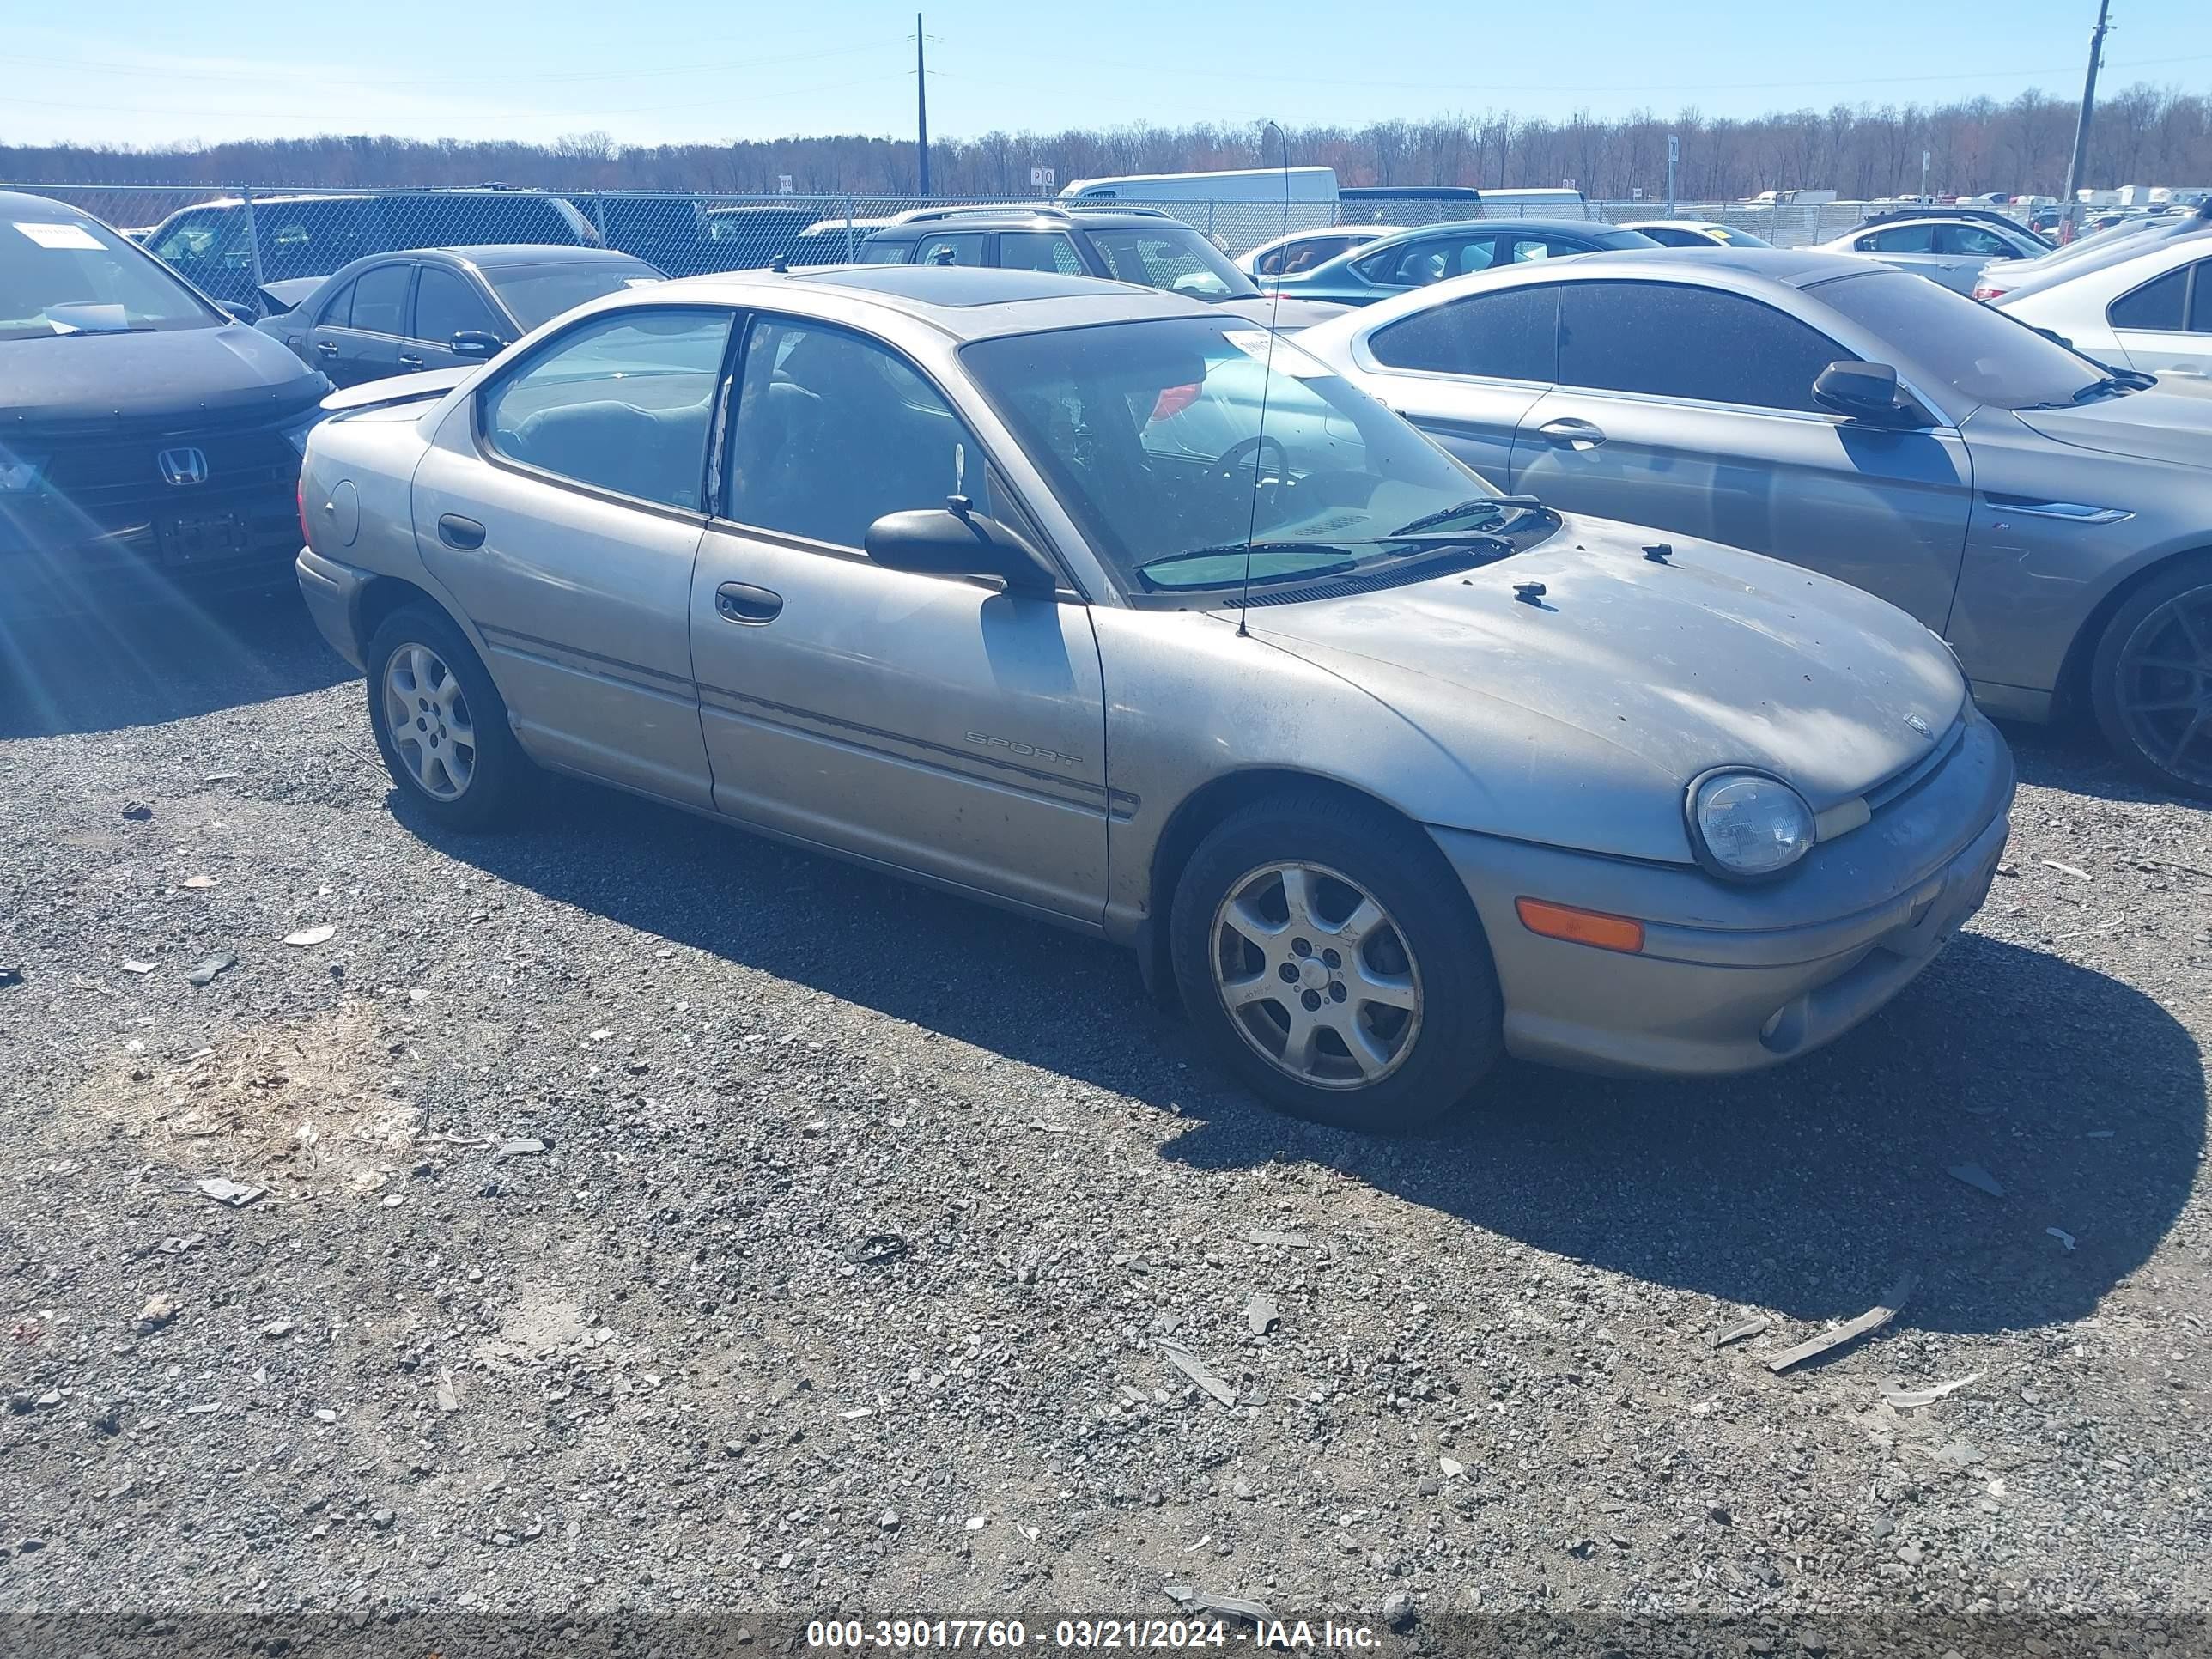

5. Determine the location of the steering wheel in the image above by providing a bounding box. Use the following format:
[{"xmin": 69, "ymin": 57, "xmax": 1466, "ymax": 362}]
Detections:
[{"xmin": 1214, "ymin": 434, "xmax": 1291, "ymax": 507}]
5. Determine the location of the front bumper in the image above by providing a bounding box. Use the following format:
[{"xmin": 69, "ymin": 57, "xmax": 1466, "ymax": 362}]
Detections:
[
  {"xmin": 0, "ymin": 500, "xmax": 301, "ymax": 617},
  {"xmin": 1433, "ymin": 713, "xmax": 2016, "ymax": 1078}
]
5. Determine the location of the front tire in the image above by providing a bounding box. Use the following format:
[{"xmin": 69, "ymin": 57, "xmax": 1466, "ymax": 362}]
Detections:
[
  {"xmin": 1169, "ymin": 789, "xmax": 1503, "ymax": 1132},
  {"xmin": 364, "ymin": 604, "xmax": 526, "ymax": 830},
  {"xmin": 2089, "ymin": 555, "xmax": 2212, "ymax": 801}
]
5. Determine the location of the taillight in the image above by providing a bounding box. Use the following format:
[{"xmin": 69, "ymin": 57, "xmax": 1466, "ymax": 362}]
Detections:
[{"xmin": 1973, "ymin": 283, "xmax": 2008, "ymax": 301}]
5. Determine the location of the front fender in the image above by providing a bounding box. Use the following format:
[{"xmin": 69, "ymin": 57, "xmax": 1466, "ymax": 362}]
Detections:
[{"xmin": 1093, "ymin": 606, "xmax": 1691, "ymax": 940}]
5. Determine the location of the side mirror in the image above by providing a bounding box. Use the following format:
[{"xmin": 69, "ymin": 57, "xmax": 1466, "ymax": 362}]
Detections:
[
  {"xmin": 450, "ymin": 331, "xmax": 506, "ymax": 358},
  {"xmin": 1813, "ymin": 359, "xmax": 1921, "ymax": 426},
  {"xmin": 863, "ymin": 506, "xmax": 1060, "ymax": 595},
  {"xmin": 216, "ymin": 300, "xmax": 256, "ymax": 324}
]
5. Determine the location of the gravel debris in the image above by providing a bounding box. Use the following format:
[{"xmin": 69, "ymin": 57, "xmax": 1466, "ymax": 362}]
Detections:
[{"xmin": 0, "ymin": 599, "xmax": 2207, "ymax": 1620}]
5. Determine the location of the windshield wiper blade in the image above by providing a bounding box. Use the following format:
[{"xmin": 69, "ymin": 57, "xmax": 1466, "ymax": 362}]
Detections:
[
  {"xmin": 1389, "ymin": 495, "xmax": 1545, "ymax": 537},
  {"xmin": 2073, "ymin": 369, "xmax": 2153, "ymax": 400}
]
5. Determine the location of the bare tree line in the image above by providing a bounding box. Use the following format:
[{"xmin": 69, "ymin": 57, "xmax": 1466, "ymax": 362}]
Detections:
[{"xmin": 5, "ymin": 84, "xmax": 2208, "ymax": 200}]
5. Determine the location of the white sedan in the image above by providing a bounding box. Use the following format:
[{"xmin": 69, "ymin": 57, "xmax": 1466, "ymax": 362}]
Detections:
[{"xmin": 1995, "ymin": 229, "xmax": 2212, "ymax": 386}]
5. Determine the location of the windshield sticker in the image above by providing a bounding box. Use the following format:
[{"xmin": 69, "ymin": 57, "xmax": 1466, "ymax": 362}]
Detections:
[
  {"xmin": 15, "ymin": 220, "xmax": 106, "ymax": 251},
  {"xmin": 1220, "ymin": 328, "xmax": 1331, "ymax": 378}
]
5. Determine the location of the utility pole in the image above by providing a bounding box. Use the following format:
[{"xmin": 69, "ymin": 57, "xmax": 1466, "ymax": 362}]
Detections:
[
  {"xmin": 2061, "ymin": 0, "xmax": 2112, "ymax": 210},
  {"xmin": 915, "ymin": 13, "xmax": 931, "ymax": 197}
]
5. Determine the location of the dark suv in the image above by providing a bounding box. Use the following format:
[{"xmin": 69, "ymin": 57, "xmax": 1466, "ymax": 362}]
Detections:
[
  {"xmin": 143, "ymin": 190, "xmax": 602, "ymax": 313},
  {"xmin": 0, "ymin": 191, "xmax": 329, "ymax": 615},
  {"xmin": 859, "ymin": 207, "xmax": 1350, "ymax": 327}
]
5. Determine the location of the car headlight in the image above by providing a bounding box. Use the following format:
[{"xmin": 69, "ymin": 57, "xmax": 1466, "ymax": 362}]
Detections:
[
  {"xmin": 281, "ymin": 410, "xmax": 325, "ymax": 458},
  {"xmin": 1688, "ymin": 769, "xmax": 1816, "ymax": 878}
]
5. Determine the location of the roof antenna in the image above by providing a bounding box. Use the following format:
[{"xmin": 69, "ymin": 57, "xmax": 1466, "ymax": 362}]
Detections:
[{"xmin": 1237, "ymin": 118, "xmax": 1291, "ymax": 640}]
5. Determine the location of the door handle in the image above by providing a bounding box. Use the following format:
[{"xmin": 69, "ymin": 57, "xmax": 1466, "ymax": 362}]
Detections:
[
  {"xmin": 1537, "ymin": 417, "xmax": 1607, "ymax": 451},
  {"xmin": 315, "ymin": 339, "xmax": 338, "ymax": 356},
  {"xmin": 398, "ymin": 352, "xmax": 424, "ymax": 367},
  {"xmin": 436, "ymin": 514, "xmax": 486, "ymax": 550},
  {"xmin": 715, "ymin": 581, "xmax": 784, "ymax": 624}
]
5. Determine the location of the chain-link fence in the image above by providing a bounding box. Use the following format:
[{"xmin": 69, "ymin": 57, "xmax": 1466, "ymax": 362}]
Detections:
[{"xmin": 7, "ymin": 180, "xmax": 2079, "ymax": 314}]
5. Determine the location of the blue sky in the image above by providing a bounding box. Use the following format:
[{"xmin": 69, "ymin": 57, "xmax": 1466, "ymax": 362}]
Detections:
[{"xmin": 4, "ymin": 0, "xmax": 2207, "ymax": 149}]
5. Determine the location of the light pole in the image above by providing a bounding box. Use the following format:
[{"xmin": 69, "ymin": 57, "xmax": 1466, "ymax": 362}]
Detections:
[
  {"xmin": 2062, "ymin": 0, "xmax": 2113, "ymax": 211},
  {"xmin": 914, "ymin": 13, "xmax": 931, "ymax": 197}
]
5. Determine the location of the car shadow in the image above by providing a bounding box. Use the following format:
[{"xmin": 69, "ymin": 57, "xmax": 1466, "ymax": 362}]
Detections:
[
  {"xmin": 428, "ymin": 772, "xmax": 2204, "ymax": 1342},
  {"xmin": 0, "ymin": 588, "xmax": 353, "ymax": 740},
  {"xmin": 1995, "ymin": 715, "xmax": 2173, "ymax": 806}
]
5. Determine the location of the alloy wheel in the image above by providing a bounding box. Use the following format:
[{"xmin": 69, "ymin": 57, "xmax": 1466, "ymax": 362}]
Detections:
[
  {"xmin": 381, "ymin": 642, "xmax": 477, "ymax": 802},
  {"xmin": 1209, "ymin": 860, "xmax": 1423, "ymax": 1091},
  {"xmin": 2112, "ymin": 585, "xmax": 2212, "ymax": 791}
]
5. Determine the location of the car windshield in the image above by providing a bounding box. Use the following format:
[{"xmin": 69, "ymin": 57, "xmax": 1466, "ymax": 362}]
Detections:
[
  {"xmin": 962, "ymin": 316, "xmax": 1522, "ymax": 594},
  {"xmin": 1813, "ymin": 269, "xmax": 2108, "ymax": 410},
  {"xmin": 1086, "ymin": 227, "xmax": 1259, "ymax": 301},
  {"xmin": 0, "ymin": 212, "xmax": 220, "ymax": 341},
  {"xmin": 488, "ymin": 262, "xmax": 665, "ymax": 331}
]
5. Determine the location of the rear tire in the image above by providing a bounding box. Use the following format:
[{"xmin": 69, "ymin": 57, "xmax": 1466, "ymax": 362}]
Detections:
[
  {"xmin": 2088, "ymin": 554, "xmax": 2212, "ymax": 801},
  {"xmin": 1169, "ymin": 788, "xmax": 1503, "ymax": 1132},
  {"xmin": 364, "ymin": 604, "xmax": 527, "ymax": 831}
]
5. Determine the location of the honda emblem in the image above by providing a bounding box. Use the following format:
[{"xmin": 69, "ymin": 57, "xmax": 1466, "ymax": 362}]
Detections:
[{"xmin": 158, "ymin": 447, "xmax": 209, "ymax": 487}]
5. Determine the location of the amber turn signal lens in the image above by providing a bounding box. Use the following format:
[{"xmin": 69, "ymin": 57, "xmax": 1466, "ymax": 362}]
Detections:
[{"xmin": 1514, "ymin": 896, "xmax": 1646, "ymax": 955}]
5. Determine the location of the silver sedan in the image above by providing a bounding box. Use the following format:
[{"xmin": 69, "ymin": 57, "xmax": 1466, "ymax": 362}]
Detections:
[
  {"xmin": 297, "ymin": 266, "xmax": 2012, "ymax": 1130},
  {"xmin": 1293, "ymin": 248, "xmax": 2212, "ymax": 799}
]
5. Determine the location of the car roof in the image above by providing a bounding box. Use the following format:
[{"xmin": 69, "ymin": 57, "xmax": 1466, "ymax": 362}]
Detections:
[
  {"xmin": 1370, "ymin": 217, "xmax": 1617, "ymax": 243},
  {"xmin": 654, "ymin": 264, "xmax": 1216, "ymax": 337},
  {"xmin": 865, "ymin": 208, "xmax": 1195, "ymax": 239},
  {"xmin": 432, "ymin": 244, "xmax": 647, "ymax": 267},
  {"xmin": 0, "ymin": 190, "xmax": 92, "ymax": 222},
  {"xmin": 1624, "ymin": 219, "xmax": 1729, "ymax": 231},
  {"xmin": 1558, "ymin": 246, "xmax": 1880, "ymax": 287}
]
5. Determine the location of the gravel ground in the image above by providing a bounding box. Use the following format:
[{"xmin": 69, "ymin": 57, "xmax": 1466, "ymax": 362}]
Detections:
[{"xmin": 0, "ymin": 594, "xmax": 2207, "ymax": 1633}]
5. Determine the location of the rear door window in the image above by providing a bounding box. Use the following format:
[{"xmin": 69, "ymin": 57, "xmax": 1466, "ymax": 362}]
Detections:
[
  {"xmin": 483, "ymin": 307, "xmax": 733, "ymax": 509},
  {"xmin": 1356, "ymin": 234, "xmax": 1496, "ymax": 288},
  {"xmin": 346, "ymin": 263, "xmax": 413, "ymax": 337},
  {"xmin": 317, "ymin": 279, "xmax": 357, "ymax": 327},
  {"xmin": 1368, "ymin": 284, "xmax": 1558, "ymax": 380},
  {"xmin": 2108, "ymin": 264, "xmax": 2190, "ymax": 331},
  {"xmin": 999, "ymin": 231, "xmax": 1086, "ymax": 274},
  {"xmin": 1555, "ymin": 281, "xmax": 1844, "ymax": 412},
  {"xmin": 913, "ymin": 233, "xmax": 988, "ymax": 267}
]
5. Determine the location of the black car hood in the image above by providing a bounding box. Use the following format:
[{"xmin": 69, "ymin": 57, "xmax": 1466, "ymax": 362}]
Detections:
[{"xmin": 0, "ymin": 322, "xmax": 327, "ymax": 432}]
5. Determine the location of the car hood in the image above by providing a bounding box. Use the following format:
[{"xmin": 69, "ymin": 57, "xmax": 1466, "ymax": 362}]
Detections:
[
  {"xmin": 1215, "ymin": 295, "xmax": 1353, "ymax": 329},
  {"xmin": 0, "ymin": 321, "xmax": 326, "ymax": 431},
  {"xmin": 1242, "ymin": 515, "xmax": 1965, "ymax": 860},
  {"xmin": 2009, "ymin": 387, "xmax": 2212, "ymax": 462}
]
